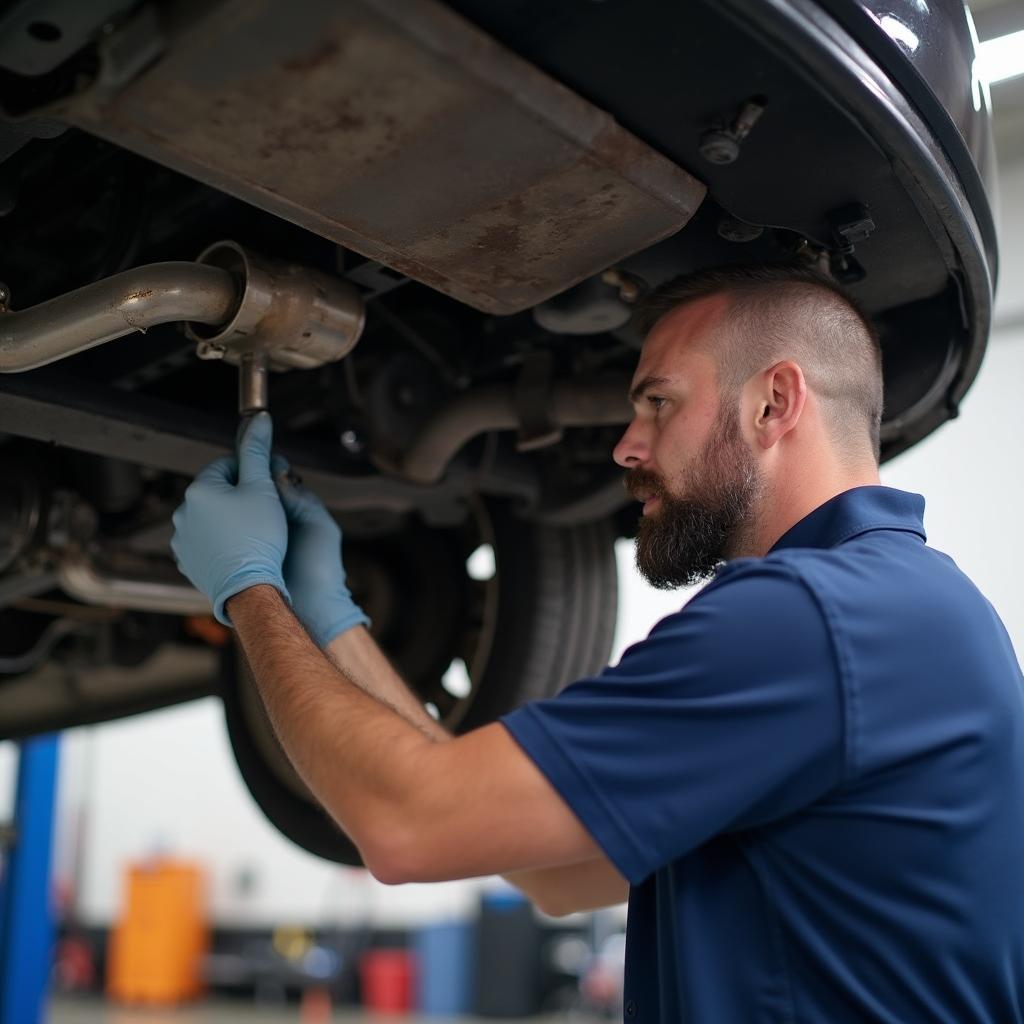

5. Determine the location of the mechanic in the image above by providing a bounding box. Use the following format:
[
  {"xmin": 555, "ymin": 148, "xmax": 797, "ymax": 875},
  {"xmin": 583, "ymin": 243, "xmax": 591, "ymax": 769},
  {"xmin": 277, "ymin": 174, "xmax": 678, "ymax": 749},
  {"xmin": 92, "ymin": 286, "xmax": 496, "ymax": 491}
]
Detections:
[{"xmin": 171, "ymin": 263, "xmax": 1024, "ymax": 1023}]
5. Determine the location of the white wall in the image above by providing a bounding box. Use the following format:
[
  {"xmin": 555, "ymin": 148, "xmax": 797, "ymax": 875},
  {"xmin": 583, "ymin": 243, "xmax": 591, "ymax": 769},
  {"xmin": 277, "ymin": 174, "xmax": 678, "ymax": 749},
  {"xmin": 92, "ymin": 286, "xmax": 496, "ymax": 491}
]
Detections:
[
  {"xmin": 5, "ymin": 154, "xmax": 1023, "ymax": 933},
  {"xmin": 882, "ymin": 325, "xmax": 1024, "ymax": 660},
  {"xmin": 994, "ymin": 158, "xmax": 1024, "ymax": 330}
]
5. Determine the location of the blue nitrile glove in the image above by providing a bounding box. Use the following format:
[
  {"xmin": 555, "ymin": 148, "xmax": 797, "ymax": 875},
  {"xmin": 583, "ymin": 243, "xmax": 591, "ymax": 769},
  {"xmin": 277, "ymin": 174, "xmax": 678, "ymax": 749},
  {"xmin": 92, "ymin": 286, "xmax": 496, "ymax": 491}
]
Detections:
[
  {"xmin": 171, "ymin": 412, "xmax": 290, "ymax": 625},
  {"xmin": 271, "ymin": 455, "xmax": 370, "ymax": 647}
]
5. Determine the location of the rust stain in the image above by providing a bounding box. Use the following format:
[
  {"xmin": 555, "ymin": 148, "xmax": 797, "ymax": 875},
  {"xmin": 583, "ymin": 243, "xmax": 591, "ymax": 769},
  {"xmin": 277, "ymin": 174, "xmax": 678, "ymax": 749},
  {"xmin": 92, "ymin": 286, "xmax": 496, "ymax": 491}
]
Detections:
[
  {"xmin": 474, "ymin": 222, "xmax": 521, "ymax": 255},
  {"xmin": 331, "ymin": 110, "xmax": 366, "ymax": 132},
  {"xmin": 121, "ymin": 289, "xmax": 155, "ymax": 302},
  {"xmin": 281, "ymin": 38, "xmax": 341, "ymax": 73}
]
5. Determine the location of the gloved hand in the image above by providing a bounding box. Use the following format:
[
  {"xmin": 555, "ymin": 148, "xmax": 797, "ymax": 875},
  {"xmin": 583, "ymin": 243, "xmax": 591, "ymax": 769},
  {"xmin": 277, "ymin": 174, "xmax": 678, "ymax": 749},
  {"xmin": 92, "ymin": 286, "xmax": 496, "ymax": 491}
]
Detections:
[
  {"xmin": 271, "ymin": 456, "xmax": 370, "ymax": 647},
  {"xmin": 171, "ymin": 412, "xmax": 290, "ymax": 625}
]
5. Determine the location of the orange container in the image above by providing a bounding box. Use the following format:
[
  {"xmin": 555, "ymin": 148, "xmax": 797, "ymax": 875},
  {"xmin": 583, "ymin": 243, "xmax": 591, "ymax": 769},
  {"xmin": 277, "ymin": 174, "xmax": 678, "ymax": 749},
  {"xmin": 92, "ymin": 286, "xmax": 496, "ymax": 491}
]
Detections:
[{"xmin": 106, "ymin": 859, "xmax": 208, "ymax": 1005}]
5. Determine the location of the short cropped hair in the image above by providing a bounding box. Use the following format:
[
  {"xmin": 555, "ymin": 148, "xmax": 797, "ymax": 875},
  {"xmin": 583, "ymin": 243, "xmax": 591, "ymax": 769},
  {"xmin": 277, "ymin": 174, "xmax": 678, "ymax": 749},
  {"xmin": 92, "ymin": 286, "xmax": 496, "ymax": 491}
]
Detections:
[{"xmin": 635, "ymin": 264, "xmax": 884, "ymax": 461}]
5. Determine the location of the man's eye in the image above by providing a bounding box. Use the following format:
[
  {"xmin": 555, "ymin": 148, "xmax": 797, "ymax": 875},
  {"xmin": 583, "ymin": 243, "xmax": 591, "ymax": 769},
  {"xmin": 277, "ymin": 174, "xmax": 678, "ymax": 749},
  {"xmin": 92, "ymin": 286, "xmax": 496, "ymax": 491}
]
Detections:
[{"xmin": 648, "ymin": 395, "xmax": 667, "ymax": 410}]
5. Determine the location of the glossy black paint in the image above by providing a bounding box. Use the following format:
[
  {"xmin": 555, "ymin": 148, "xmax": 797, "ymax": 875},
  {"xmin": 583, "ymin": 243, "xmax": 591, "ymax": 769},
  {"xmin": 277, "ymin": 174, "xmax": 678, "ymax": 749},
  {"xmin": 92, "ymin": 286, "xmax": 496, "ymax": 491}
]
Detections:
[{"xmin": 821, "ymin": 0, "xmax": 998, "ymax": 277}]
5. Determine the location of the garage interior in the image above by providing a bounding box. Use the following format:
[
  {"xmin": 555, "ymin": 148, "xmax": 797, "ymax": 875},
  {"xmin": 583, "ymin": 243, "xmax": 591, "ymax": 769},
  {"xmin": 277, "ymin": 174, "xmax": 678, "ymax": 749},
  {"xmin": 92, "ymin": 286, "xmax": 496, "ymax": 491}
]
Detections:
[{"xmin": 1, "ymin": 0, "xmax": 1023, "ymax": 1020}]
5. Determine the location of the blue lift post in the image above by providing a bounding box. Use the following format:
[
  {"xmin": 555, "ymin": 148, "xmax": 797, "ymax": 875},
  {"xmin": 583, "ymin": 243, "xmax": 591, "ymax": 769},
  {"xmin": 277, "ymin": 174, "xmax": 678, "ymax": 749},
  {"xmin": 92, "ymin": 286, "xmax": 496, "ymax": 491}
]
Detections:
[{"xmin": 0, "ymin": 734, "xmax": 60, "ymax": 1024}]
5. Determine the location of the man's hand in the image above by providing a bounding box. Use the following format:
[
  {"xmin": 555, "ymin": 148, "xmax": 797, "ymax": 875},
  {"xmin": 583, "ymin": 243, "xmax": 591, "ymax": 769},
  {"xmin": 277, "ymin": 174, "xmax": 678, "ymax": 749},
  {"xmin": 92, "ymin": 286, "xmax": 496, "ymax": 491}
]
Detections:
[
  {"xmin": 270, "ymin": 458, "xmax": 369, "ymax": 647},
  {"xmin": 171, "ymin": 412, "xmax": 289, "ymax": 624}
]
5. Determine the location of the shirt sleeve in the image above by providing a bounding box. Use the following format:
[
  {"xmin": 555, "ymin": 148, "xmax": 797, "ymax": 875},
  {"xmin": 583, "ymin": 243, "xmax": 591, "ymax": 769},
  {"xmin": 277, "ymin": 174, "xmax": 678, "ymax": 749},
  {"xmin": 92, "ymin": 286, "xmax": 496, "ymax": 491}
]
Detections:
[{"xmin": 500, "ymin": 560, "xmax": 845, "ymax": 884}]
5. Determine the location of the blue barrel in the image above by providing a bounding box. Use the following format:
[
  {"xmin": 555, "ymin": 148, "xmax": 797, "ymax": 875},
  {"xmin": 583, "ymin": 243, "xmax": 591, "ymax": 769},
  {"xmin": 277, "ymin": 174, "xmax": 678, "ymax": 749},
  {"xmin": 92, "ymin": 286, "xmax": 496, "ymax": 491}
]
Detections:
[{"xmin": 415, "ymin": 920, "xmax": 474, "ymax": 1015}]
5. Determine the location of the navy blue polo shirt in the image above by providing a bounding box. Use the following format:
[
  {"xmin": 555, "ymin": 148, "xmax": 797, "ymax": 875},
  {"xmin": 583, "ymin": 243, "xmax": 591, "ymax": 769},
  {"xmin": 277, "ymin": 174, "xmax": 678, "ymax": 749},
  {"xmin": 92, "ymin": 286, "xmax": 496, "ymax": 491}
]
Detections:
[{"xmin": 502, "ymin": 486, "xmax": 1024, "ymax": 1022}]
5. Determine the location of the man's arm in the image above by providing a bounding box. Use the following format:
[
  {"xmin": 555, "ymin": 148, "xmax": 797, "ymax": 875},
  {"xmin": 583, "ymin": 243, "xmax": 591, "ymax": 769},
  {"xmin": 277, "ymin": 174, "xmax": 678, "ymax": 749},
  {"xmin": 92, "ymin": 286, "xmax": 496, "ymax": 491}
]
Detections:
[
  {"xmin": 505, "ymin": 859, "xmax": 628, "ymax": 917},
  {"xmin": 324, "ymin": 624, "xmax": 628, "ymax": 911},
  {"xmin": 324, "ymin": 625, "xmax": 449, "ymax": 741},
  {"xmin": 227, "ymin": 584, "xmax": 623, "ymax": 895},
  {"xmin": 168, "ymin": 422, "xmax": 624, "ymax": 905}
]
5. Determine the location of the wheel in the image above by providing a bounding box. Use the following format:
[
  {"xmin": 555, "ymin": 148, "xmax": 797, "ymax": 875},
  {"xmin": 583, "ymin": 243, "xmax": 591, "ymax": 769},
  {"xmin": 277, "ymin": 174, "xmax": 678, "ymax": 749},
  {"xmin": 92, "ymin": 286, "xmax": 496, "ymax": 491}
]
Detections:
[{"xmin": 220, "ymin": 501, "xmax": 618, "ymax": 864}]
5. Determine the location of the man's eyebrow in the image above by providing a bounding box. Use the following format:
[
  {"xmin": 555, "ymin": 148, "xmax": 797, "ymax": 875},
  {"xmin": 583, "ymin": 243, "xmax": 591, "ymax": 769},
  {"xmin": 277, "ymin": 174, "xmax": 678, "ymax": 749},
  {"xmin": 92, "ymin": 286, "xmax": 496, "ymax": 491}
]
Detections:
[{"xmin": 628, "ymin": 375, "xmax": 673, "ymax": 404}]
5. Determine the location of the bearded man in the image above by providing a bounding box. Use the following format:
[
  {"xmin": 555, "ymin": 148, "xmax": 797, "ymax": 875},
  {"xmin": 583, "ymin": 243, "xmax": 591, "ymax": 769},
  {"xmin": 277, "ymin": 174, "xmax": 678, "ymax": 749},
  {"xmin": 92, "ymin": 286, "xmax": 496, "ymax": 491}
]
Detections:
[{"xmin": 171, "ymin": 263, "xmax": 1024, "ymax": 1023}]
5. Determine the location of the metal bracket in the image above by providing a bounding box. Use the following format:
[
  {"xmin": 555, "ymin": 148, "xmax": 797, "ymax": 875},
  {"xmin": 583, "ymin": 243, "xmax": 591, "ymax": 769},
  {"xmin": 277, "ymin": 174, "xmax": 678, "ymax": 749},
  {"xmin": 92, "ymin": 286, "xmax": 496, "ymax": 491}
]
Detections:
[{"xmin": 93, "ymin": 3, "xmax": 165, "ymax": 97}]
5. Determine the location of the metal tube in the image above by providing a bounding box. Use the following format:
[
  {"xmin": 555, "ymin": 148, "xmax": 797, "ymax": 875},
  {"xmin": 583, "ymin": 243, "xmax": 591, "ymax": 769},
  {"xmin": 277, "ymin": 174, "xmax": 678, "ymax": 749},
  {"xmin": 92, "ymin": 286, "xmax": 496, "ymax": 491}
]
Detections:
[
  {"xmin": 57, "ymin": 553, "xmax": 209, "ymax": 615},
  {"xmin": 399, "ymin": 380, "xmax": 631, "ymax": 485},
  {"xmin": 0, "ymin": 263, "xmax": 238, "ymax": 373},
  {"xmin": 238, "ymin": 351, "xmax": 269, "ymax": 415}
]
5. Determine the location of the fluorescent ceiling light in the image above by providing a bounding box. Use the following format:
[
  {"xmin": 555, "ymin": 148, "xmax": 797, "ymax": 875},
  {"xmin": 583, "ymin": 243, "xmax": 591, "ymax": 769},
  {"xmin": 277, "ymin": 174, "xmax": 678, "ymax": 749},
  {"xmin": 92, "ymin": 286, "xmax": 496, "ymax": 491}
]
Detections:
[{"xmin": 977, "ymin": 29, "xmax": 1024, "ymax": 86}]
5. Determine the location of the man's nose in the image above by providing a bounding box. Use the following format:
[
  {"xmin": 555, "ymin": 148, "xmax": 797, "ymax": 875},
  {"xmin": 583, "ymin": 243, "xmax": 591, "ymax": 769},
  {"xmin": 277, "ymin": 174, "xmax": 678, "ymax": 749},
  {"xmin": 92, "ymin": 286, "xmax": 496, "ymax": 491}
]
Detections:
[{"xmin": 613, "ymin": 419, "xmax": 648, "ymax": 468}]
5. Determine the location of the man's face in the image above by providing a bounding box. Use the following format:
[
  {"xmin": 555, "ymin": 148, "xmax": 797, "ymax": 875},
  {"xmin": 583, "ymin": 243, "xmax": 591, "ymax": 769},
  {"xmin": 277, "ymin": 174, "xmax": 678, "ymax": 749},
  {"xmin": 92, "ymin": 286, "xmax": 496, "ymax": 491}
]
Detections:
[{"xmin": 612, "ymin": 297, "xmax": 764, "ymax": 589}]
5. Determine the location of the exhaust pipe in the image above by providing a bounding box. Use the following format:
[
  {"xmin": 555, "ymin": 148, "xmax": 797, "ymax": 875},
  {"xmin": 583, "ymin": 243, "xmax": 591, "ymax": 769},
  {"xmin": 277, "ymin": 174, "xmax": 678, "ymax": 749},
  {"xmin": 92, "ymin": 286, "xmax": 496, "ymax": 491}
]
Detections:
[
  {"xmin": 0, "ymin": 243, "xmax": 365, "ymax": 381},
  {"xmin": 0, "ymin": 264, "xmax": 238, "ymax": 373},
  {"xmin": 56, "ymin": 552, "xmax": 209, "ymax": 616},
  {"xmin": 399, "ymin": 380, "xmax": 632, "ymax": 485}
]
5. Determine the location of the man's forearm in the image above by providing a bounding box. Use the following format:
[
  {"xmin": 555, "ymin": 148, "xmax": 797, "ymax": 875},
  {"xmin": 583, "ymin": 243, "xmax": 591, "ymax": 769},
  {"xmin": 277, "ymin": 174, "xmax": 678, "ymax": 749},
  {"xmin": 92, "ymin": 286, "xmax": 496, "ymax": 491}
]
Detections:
[
  {"xmin": 228, "ymin": 585, "xmax": 614, "ymax": 893},
  {"xmin": 325, "ymin": 626, "xmax": 449, "ymax": 742},
  {"xmin": 505, "ymin": 859, "xmax": 629, "ymax": 917},
  {"xmin": 326, "ymin": 628, "xmax": 622, "ymax": 907},
  {"xmin": 226, "ymin": 584, "xmax": 436, "ymax": 867}
]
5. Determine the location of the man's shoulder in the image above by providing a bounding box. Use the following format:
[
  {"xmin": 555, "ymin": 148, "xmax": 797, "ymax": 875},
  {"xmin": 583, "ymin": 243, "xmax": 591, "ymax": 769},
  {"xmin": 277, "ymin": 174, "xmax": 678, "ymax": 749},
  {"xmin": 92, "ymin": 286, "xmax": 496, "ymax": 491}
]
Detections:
[
  {"xmin": 651, "ymin": 556, "xmax": 830, "ymax": 651},
  {"xmin": 697, "ymin": 551, "xmax": 821, "ymax": 606},
  {"xmin": 711, "ymin": 529, "xmax": 939, "ymax": 600}
]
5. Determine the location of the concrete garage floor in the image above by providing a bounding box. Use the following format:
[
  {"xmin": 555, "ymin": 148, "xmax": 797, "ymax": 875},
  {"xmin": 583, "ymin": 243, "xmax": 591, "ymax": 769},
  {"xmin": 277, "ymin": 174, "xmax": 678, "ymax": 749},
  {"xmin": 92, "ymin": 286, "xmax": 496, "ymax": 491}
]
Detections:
[{"xmin": 50, "ymin": 997, "xmax": 583, "ymax": 1024}]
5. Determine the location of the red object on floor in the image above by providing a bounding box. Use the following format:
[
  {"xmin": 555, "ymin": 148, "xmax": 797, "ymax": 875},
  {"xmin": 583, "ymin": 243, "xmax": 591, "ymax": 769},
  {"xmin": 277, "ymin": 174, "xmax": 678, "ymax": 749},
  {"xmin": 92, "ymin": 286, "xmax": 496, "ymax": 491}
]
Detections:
[{"xmin": 360, "ymin": 949, "xmax": 415, "ymax": 1013}]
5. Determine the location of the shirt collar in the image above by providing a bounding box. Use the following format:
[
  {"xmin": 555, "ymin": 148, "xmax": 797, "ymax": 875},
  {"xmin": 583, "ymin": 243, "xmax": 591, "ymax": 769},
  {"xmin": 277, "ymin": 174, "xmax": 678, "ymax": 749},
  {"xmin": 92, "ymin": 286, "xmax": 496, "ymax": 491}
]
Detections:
[{"xmin": 769, "ymin": 486, "xmax": 927, "ymax": 553}]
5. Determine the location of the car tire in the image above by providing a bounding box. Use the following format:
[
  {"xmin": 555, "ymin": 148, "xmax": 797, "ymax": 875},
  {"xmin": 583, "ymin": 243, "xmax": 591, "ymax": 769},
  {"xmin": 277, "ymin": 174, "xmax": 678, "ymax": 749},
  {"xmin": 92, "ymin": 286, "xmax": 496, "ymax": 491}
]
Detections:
[{"xmin": 220, "ymin": 501, "xmax": 618, "ymax": 864}]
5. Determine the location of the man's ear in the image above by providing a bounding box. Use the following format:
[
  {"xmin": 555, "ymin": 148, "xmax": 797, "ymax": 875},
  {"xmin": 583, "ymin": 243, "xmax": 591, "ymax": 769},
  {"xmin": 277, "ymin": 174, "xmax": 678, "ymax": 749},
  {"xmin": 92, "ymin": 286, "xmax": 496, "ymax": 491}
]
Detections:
[{"xmin": 751, "ymin": 360, "xmax": 806, "ymax": 450}]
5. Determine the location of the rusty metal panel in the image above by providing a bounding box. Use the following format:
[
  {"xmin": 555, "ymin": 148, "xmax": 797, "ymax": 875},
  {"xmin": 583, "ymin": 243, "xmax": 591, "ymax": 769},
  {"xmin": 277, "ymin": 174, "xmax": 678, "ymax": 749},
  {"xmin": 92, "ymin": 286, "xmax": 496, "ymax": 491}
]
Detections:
[{"xmin": 65, "ymin": 0, "xmax": 705, "ymax": 314}]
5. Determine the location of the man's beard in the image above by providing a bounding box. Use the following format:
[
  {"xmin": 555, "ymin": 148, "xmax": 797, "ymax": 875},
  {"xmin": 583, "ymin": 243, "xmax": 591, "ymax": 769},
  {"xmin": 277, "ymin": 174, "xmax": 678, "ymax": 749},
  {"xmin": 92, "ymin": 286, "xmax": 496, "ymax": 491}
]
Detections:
[{"xmin": 626, "ymin": 404, "xmax": 763, "ymax": 590}]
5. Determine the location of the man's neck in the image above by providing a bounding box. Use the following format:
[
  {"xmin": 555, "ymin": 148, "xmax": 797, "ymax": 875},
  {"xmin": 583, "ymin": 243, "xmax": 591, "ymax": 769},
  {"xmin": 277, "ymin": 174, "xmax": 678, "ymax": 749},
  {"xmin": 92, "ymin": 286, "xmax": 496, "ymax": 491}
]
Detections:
[{"xmin": 741, "ymin": 462, "xmax": 881, "ymax": 558}]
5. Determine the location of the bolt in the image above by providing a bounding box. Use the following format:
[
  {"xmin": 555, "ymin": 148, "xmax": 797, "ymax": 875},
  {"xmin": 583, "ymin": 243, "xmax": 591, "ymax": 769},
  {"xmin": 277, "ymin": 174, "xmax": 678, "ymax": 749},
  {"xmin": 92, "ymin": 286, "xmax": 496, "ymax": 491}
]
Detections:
[
  {"xmin": 731, "ymin": 99, "xmax": 767, "ymax": 141},
  {"xmin": 699, "ymin": 129, "xmax": 740, "ymax": 165},
  {"xmin": 339, "ymin": 429, "xmax": 364, "ymax": 455},
  {"xmin": 601, "ymin": 268, "xmax": 640, "ymax": 303},
  {"xmin": 618, "ymin": 279, "xmax": 640, "ymax": 303},
  {"xmin": 699, "ymin": 97, "xmax": 766, "ymax": 166},
  {"xmin": 792, "ymin": 240, "xmax": 831, "ymax": 273},
  {"xmin": 717, "ymin": 217, "xmax": 764, "ymax": 243}
]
